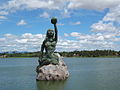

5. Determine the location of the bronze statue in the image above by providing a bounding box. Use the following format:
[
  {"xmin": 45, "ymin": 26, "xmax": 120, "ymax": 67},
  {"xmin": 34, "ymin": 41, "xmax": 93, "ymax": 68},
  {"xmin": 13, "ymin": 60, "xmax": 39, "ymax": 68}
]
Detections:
[
  {"xmin": 36, "ymin": 18, "xmax": 69, "ymax": 80},
  {"xmin": 38, "ymin": 18, "xmax": 59, "ymax": 66}
]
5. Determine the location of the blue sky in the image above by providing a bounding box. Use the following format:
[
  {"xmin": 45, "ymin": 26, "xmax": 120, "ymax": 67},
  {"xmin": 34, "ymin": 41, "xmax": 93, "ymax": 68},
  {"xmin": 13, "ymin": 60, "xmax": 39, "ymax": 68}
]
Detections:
[{"xmin": 0, "ymin": 0, "xmax": 120, "ymax": 52}]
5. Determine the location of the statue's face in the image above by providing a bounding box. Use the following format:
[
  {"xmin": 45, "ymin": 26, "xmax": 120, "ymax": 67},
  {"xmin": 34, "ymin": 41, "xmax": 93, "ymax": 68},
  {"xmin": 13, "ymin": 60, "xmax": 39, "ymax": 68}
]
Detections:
[{"xmin": 47, "ymin": 29, "xmax": 54, "ymax": 37}]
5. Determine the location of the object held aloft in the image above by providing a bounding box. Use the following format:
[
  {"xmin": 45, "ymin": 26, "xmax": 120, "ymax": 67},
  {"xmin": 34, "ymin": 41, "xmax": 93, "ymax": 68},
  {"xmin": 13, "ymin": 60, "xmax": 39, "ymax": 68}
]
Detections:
[{"xmin": 51, "ymin": 17, "xmax": 57, "ymax": 24}]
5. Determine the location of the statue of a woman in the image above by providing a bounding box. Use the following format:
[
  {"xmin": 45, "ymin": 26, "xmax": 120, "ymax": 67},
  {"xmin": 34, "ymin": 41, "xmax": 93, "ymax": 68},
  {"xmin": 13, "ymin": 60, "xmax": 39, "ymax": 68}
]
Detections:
[{"xmin": 39, "ymin": 18, "xmax": 59, "ymax": 66}]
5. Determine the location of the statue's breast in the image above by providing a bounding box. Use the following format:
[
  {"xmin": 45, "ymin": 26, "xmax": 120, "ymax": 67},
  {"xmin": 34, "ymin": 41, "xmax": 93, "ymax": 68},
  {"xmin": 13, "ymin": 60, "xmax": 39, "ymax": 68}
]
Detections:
[{"xmin": 45, "ymin": 41, "xmax": 56, "ymax": 47}]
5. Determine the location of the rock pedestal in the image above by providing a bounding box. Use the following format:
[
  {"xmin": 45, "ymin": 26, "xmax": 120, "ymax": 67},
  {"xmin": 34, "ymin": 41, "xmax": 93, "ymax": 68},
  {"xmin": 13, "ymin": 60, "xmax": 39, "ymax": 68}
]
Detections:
[{"xmin": 36, "ymin": 59, "xmax": 69, "ymax": 81}]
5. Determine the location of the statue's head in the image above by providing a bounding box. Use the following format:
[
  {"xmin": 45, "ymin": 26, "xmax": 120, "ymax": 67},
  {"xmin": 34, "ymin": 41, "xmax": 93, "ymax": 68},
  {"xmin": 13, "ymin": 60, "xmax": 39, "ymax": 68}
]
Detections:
[{"xmin": 46, "ymin": 29, "xmax": 54, "ymax": 38}]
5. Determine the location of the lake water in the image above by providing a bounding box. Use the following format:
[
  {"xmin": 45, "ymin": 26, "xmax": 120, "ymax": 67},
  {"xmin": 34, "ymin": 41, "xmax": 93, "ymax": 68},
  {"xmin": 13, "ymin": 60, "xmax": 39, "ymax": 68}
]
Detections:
[{"xmin": 0, "ymin": 57, "xmax": 120, "ymax": 90}]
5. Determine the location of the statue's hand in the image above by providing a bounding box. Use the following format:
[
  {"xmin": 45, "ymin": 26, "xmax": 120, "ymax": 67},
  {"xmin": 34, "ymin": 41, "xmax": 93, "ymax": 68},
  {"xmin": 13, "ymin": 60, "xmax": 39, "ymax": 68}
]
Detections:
[{"xmin": 51, "ymin": 17, "xmax": 57, "ymax": 24}]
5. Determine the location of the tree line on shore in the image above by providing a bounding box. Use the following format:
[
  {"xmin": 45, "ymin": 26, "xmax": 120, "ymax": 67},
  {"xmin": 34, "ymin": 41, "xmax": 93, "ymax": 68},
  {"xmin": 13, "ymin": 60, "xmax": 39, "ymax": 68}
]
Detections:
[{"xmin": 0, "ymin": 50, "xmax": 120, "ymax": 58}]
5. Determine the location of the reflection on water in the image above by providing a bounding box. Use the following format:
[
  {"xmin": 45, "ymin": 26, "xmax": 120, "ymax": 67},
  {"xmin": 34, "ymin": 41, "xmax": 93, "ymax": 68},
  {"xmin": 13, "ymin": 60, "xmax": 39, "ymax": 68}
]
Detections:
[{"xmin": 36, "ymin": 80, "xmax": 67, "ymax": 90}]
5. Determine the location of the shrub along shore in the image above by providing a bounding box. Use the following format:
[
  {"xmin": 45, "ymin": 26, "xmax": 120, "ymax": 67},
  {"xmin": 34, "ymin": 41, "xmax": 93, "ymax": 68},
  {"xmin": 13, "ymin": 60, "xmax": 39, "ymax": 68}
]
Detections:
[{"xmin": 0, "ymin": 50, "xmax": 120, "ymax": 58}]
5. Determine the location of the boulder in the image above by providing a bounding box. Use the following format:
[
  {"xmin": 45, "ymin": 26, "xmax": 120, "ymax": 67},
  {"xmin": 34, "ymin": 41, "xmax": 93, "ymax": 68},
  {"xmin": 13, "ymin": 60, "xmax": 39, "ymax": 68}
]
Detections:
[{"xmin": 36, "ymin": 60, "xmax": 69, "ymax": 81}]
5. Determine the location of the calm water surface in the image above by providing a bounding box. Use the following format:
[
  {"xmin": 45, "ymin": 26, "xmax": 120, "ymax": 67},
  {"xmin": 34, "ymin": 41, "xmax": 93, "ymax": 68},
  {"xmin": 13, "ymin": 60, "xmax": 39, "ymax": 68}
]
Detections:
[{"xmin": 0, "ymin": 57, "xmax": 120, "ymax": 90}]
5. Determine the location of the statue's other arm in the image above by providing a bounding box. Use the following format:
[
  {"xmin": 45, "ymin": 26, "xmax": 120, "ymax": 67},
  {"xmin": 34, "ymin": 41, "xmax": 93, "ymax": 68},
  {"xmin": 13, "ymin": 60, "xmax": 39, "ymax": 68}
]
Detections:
[{"xmin": 54, "ymin": 24, "xmax": 58, "ymax": 42}]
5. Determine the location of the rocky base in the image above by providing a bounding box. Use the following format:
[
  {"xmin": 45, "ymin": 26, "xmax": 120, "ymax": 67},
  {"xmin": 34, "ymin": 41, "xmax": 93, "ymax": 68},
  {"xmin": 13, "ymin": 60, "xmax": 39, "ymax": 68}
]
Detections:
[{"xmin": 36, "ymin": 60, "xmax": 69, "ymax": 81}]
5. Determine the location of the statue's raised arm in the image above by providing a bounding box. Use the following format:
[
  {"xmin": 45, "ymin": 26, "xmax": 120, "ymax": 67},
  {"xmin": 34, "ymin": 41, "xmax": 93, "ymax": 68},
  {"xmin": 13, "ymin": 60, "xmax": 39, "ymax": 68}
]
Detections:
[
  {"xmin": 39, "ymin": 17, "xmax": 59, "ymax": 66},
  {"xmin": 51, "ymin": 18, "xmax": 58, "ymax": 42}
]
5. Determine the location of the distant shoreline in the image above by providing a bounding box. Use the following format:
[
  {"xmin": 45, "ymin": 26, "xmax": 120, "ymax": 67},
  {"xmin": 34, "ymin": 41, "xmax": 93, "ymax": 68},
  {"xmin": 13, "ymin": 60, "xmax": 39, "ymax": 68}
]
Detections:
[
  {"xmin": 0, "ymin": 50, "xmax": 120, "ymax": 58},
  {"xmin": 0, "ymin": 56, "xmax": 120, "ymax": 58}
]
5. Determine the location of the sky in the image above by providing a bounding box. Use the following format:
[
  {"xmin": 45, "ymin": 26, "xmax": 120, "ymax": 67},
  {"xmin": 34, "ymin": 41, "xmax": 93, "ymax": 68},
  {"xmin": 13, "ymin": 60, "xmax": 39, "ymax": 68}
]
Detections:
[{"xmin": 0, "ymin": 0, "xmax": 120, "ymax": 52}]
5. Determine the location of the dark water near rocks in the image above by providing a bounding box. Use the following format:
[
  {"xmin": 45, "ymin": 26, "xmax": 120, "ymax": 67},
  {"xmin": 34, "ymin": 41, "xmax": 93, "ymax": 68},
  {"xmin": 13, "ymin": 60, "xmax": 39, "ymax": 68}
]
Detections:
[{"xmin": 0, "ymin": 57, "xmax": 120, "ymax": 90}]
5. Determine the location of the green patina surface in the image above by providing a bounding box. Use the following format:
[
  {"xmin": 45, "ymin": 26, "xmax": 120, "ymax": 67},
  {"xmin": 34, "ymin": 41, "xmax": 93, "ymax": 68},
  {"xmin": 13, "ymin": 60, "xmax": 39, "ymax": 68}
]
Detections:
[{"xmin": 38, "ymin": 18, "xmax": 59, "ymax": 66}]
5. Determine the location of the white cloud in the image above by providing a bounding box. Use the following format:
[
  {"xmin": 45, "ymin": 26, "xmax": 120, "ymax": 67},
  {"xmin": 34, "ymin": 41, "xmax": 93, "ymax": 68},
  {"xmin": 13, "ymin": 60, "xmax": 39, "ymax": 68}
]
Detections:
[
  {"xmin": 68, "ymin": 31, "xmax": 120, "ymax": 49},
  {"xmin": 0, "ymin": 33, "xmax": 44, "ymax": 52},
  {"xmin": 4, "ymin": 33, "xmax": 17, "ymax": 38},
  {"xmin": 74, "ymin": 21, "xmax": 81, "ymax": 25},
  {"xmin": 40, "ymin": 12, "xmax": 50, "ymax": 18},
  {"xmin": 57, "ymin": 23, "xmax": 64, "ymax": 26},
  {"xmin": 0, "ymin": 0, "xmax": 62, "ymax": 11},
  {"xmin": 16, "ymin": 39, "xmax": 28, "ymax": 43},
  {"xmin": 61, "ymin": 8, "xmax": 71, "ymax": 18},
  {"xmin": 67, "ymin": 0, "xmax": 120, "ymax": 10},
  {"xmin": 1, "ymin": 1, "xmax": 120, "ymax": 52},
  {"xmin": 91, "ymin": 4, "xmax": 120, "ymax": 43},
  {"xmin": 0, "ymin": 11, "xmax": 8, "ymax": 15},
  {"xmin": 17, "ymin": 19, "xmax": 27, "ymax": 26},
  {"xmin": 97, "ymin": 36, "xmax": 104, "ymax": 41},
  {"xmin": 103, "ymin": 5, "xmax": 120, "ymax": 23},
  {"xmin": 0, "ymin": 0, "xmax": 120, "ymax": 21},
  {"xmin": 64, "ymin": 33, "xmax": 69, "ymax": 37},
  {"xmin": 34, "ymin": 34, "xmax": 43, "ymax": 38},
  {"xmin": 90, "ymin": 4, "xmax": 120, "ymax": 35},
  {"xmin": 22, "ymin": 33, "xmax": 33, "ymax": 38},
  {"xmin": 91, "ymin": 21, "xmax": 117, "ymax": 32},
  {"xmin": 1, "ymin": 32, "xmax": 120, "ymax": 52},
  {"xmin": 70, "ymin": 32, "xmax": 80, "ymax": 37},
  {"xmin": 0, "ymin": 38, "xmax": 5, "ymax": 42},
  {"xmin": 1, "ymin": 0, "xmax": 120, "ymax": 13},
  {"xmin": 71, "ymin": 21, "xmax": 81, "ymax": 25},
  {"xmin": 0, "ymin": 16, "xmax": 7, "ymax": 19}
]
